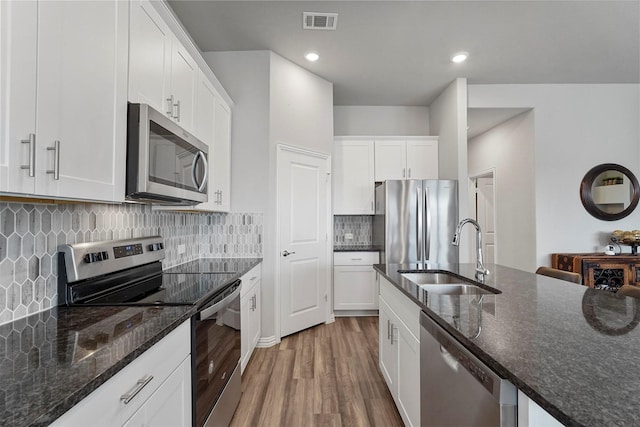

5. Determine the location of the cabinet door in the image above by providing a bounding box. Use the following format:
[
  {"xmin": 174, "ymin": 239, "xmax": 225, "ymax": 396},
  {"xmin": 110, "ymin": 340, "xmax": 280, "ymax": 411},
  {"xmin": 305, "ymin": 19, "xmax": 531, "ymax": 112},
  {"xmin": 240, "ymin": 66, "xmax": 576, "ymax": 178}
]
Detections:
[
  {"xmin": 378, "ymin": 297, "xmax": 397, "ymax": 394},
  {"xmin": 406, "ymin": 139, "xmax": 438, "ymax": 180},
  {"xmin": 35, "ymin": 0, "xmax": 128, "ymax": 202},
  {"xmin": 240, "ymin": 291, "xmax": 252, "ymax": 373},
  {"xmin": 396, "ymin": 324, "xmax": 420, "ymax": 427},
  {"xmin": 169, "ymin": 38, "xmax": 198, "ymax": 134},
  {"xmin": 374, "ymin": 140, "xmax": 406, "ymax": 181},
  {"xmin": 0, "ymin": 0, "xmax": 37, "ymax": 194},
  {"xmin": 123, "ymin": 357, "xmax": 192, "ymax": 427},
  {"xmin": 333, "ymin": 140, "xmax": 375, "ymax": 214},
  {"xmin": 212, "ymin": 98, "xmax": 231, "ymax": 211},
  {"xmin": 250, "ymin": 280, "xmax": 262, "ymax": 353},
  {"xmin": 191, "ymin": 70, "xmax": 217, "ymax": 211},
  {"xmin": 128, "ymin": 0, "xmax": 172, "ymax": 115},
  {"xmin": 333, "ymin": 266, "xmax": 378, "ymax": 310}
]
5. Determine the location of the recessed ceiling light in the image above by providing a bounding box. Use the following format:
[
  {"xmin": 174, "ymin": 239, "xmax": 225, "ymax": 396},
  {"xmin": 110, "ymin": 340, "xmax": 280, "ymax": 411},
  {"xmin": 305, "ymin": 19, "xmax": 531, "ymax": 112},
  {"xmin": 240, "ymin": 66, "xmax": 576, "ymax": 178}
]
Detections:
[
  {"xmin": 305, "ymin": 52, "xmax": 320, "ymax": 62},
  {"xmin": 451, "ymin": 51, "xmax": 469, "ymax": 63}
]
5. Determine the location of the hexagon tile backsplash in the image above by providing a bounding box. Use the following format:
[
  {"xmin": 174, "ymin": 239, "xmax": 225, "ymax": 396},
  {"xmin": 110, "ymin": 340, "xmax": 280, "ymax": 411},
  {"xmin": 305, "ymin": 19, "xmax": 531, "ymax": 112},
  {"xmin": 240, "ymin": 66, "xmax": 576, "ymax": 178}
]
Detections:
[{"xmin": 0, "ymin": 202, "xmax": 263, "ymax": 325}]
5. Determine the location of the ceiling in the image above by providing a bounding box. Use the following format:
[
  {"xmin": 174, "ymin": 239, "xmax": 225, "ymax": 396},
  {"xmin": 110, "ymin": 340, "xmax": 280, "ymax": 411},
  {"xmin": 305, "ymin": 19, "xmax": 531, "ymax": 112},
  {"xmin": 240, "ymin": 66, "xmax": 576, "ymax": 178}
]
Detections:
[{"xmin": 168, "ymin": 0, "xmax": 639, "ymax": 108}]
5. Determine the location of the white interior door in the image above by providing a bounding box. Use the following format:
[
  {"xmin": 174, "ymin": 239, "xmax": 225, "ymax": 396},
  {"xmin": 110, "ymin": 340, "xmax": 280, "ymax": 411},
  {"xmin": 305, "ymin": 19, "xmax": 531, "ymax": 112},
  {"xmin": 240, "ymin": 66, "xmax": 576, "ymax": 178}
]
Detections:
[
  {"xmin": 476, "ymin": 176, "xmax": 496, "ymax": 265},
  {"xmin": 278, "ymin": 145, "xmax": 329, "ymax": 338}
]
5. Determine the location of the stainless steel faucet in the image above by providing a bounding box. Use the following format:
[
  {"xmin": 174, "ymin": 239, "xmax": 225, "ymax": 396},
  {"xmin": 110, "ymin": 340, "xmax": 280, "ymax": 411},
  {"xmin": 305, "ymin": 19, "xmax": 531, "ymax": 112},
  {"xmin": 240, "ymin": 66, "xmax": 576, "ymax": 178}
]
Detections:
[{"xmin": 452, "ymin": 218, "xmax": 490, "ymax": 278}]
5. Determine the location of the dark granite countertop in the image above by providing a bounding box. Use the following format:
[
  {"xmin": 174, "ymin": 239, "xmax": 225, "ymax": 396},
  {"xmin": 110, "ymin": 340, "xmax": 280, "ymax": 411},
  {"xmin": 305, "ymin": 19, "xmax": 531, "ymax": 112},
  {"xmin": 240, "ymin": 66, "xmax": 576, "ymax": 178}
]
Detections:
[
  {"xmin": 375, "ymin": 262, "xmax": 640, "ymax": 427},
  {"xmin": 0, "ymin": 305, "xmax": 194, "ymax": 427},
  {"xmin": 333, "ymin": 245, "xmax": 381, "ymax": 252},
  {"xmin": 2, "ymin": 257, "xmax": 263, "ymax": 427}
]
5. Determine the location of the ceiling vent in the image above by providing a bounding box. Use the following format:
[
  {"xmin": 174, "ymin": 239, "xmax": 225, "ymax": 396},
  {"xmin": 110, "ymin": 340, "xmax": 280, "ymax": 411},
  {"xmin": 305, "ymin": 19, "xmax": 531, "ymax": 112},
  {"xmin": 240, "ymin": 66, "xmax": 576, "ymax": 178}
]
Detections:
[{"xmin": 303, "ymin": 12, "xmax": 338, "ymax": 30}]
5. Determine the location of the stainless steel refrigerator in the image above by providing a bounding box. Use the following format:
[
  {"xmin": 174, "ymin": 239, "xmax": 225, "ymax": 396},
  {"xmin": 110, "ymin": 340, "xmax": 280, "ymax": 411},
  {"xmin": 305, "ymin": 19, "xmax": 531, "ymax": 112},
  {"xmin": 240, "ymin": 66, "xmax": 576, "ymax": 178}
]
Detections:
[{"xmin": 373, "ymin": 180, "xmax": 458, "ymax": 265}]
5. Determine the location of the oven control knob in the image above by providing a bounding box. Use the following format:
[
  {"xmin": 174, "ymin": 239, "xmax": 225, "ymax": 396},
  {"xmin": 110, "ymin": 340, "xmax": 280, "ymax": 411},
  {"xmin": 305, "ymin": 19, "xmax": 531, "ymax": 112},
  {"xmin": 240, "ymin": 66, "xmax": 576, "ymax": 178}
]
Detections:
[
  {"xmin": 101, "ymin": 251, "xmax": 109, "ymax": 260},
  {"xmin": 148, "ymin": 243, "xmax": 164, "ymax": 252},
  {"xmin": 84, "ymin": 253, "xmax": 98, "ymax": 263}
]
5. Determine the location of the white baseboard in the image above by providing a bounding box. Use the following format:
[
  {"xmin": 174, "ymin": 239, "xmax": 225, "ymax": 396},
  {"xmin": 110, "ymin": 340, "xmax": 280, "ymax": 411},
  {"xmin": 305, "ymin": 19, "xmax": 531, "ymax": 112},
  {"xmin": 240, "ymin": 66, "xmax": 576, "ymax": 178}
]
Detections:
[
  {"xmin": 327, "ymin": 313, "xmax": 336, "ymax": 324},
  {"xmin": 256, "ymin": 336, "xmax": 278, "ymax": 348},
  {"xmin": 334, "ymin": 309, "xmax": 380, "ymax": 317}
]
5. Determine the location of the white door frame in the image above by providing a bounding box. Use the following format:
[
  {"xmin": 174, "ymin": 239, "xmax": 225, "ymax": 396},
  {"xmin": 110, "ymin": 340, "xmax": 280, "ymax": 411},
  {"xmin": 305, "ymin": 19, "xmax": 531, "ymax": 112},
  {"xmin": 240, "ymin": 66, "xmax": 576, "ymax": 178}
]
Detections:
[
  {"xmin": 274, "ymin": 143, "xmax": 332, "ymax": 343},
  {"xmin": 469, "ymin": 168, "xmax": 497, "ymax": 264}
]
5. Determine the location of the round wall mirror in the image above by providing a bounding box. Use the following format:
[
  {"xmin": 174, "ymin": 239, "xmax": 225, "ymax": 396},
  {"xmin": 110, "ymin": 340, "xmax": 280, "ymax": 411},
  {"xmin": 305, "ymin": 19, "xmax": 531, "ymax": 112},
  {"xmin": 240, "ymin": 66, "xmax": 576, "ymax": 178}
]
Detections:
[{"xmin": 580, "ymin": 163, "xmax": 640, "ymax": 221}]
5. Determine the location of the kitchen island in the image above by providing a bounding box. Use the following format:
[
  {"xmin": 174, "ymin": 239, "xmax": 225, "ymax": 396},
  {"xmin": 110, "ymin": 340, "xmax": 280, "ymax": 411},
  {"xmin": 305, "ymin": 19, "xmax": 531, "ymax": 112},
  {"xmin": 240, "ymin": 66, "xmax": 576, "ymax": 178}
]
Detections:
[{"xmin": 375, "ymin": 262, "xmax": 640, "ymax": 426}]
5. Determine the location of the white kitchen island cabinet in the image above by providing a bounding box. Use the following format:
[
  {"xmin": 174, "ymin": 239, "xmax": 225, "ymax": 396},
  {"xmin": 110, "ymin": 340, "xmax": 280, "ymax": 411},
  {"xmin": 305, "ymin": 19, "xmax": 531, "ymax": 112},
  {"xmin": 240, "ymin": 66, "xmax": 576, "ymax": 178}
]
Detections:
[
  {"xmin": 378, "ymin": 275, "xmax": 421, "ymax": 427},
  {"xmin": 0, "ymin": 0, "xmax": 128, "ymax": 202},
  {"xmin": 129, "ymin": 0, "xmax": 198, "ymax": 135},
  {"xmin": 50, "ymin": 320, "xmax": 191, "ymax": 427},
  {"xmin": 374, "ymin": 137, "xmax": 438, "ymax": 181},
  {"xmin": 332, "ymin": 139, "xmax": 375, "ymax": 214}
]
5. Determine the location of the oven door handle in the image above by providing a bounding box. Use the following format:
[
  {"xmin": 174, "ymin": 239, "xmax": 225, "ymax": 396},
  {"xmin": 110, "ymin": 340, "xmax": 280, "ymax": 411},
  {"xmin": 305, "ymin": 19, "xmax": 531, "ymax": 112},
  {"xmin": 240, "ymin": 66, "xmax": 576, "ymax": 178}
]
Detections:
[{"xmin": 197, "ymin": 280, "xmax": 242, "ymax": 321}]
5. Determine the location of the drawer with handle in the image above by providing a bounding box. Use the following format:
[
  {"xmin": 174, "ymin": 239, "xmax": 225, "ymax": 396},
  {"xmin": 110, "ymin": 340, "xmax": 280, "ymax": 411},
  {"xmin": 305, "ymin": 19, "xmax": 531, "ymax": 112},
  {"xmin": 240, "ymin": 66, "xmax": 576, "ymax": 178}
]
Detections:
[
  {"xmin": 334, "ymin": 252, "xmax": 379, "ymax": 266},
  {"xmin": 50, "ymin": 320, "xmax": 191, "ymax": 426}
]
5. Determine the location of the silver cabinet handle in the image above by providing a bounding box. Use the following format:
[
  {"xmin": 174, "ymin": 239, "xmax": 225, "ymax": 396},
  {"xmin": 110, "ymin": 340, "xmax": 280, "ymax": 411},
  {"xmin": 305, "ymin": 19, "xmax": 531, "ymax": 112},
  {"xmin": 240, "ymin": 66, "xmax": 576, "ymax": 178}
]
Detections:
[
  {"xmin": 173, "ymin": 99, "xmax": 181, "ymax": 122},
  {"xmin": 387, "ymin": 319, "xmax": 391, "ymax": 340},
  {"xmin": 46, "ymin": 140, "xmax": 60, "ymax": 180},
  {"xmin": 390, "ymin": 324, "xmax": 397, "ymax": 345},
  {"xmin": 20, "ymin": 133, "xmax": 36, "ymax": 177},
  {"xmin": 371, "ymin": 201, "xmax": 374, "ymax": 212},
  {"xmin": 408, "ymin": 167, "xmax": 412, "ymax": 177},
  {"xmin": 282, "ymin": 250, "xmax": 296, "ymax": 257},
  {"xmin": 402, "ymin": 168, "xmax": 405, "ymax": 178},
  {"xmin": 252, "ymin": 294, "xmax": 257, "ymax": 311},
  {"xmin": 120, "ymin": 375, "xmax": 154, "ymax": 404},
  {"xmin": 166, "ymin": 95, "xmax": 174, "ymax": 116},
  {"xmin": 250, "ymin": 276, "xmax": 258, "ymax": 282},
  {"xmin": 351, "ymin": 258, "xmax": 363, "ymax": 261}
]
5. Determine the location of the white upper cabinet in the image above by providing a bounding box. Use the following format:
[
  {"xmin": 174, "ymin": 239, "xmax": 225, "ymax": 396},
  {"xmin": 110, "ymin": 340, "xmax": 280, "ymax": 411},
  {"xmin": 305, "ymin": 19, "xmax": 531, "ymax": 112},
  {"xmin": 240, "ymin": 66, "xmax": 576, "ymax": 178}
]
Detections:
[
  {"xmin": 1, "ymin": 0, "xmax": 128, "ymax": 202},
  {"xmin": 374, "ymin": 137, "xmax": 438, "ymax": 181},
  {"xmin": 129, "ymin": 0, "xmax": 197, "ymax": 134},
  {"xmin": 405, "ymin": 139, "xmax": 438, "ymax": 180},
  {"xmin": 0, "ymin": 0, "xmax": 38, "ymax": 195},
  {"xmin": 374, "ymin": 139, "xmax": 406, "ymax": 181},
  {"xmin": 333, "ymin": 139, "xmax": 375, "ymax": 214},
  {"xmin": 211, "ymin": 97, "xmax": 232, "ymax": 212}
]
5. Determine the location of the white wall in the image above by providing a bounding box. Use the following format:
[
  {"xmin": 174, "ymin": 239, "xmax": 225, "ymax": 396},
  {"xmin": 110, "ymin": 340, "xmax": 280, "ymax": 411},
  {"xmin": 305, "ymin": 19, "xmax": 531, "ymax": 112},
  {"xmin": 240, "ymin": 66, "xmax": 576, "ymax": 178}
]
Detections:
[
  {"xmin": 203, "ymin": 50, "xmax": 333, "ymax": 343},
  {"xmin": 468, "ymin": 84, "xmax": 640, "ymax": 268},
  {"xmin": 429, "ymin": 78, "xmax": 471, "ymax": 262},
  {"xmin": 468, "ymin": 111, "xmax": 536, "ymax": 272},
  {"xmin": 333, "ymin": 106, "xmax": 429, "ymax": 136},
  {"xmin": 202, "ymin": 51, "xmax": 270, "ymax": 213}
]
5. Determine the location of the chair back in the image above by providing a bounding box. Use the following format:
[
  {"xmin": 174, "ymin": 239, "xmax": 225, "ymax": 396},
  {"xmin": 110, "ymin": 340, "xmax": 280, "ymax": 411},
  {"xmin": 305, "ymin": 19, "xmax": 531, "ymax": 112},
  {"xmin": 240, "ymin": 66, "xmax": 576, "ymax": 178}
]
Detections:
[{"xmin": 536, "ymin": 266, "xmax": 582, "ymax": 284}]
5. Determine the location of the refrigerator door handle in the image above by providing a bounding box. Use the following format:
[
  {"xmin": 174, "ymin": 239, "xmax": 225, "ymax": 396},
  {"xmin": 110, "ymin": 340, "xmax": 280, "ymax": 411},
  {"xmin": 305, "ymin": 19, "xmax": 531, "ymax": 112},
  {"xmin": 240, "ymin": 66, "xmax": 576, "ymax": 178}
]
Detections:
[
  {"xmin": 417, "ymin": 186, "xmax": 423, "ymax": 262},
  {"xmin": 425, "ymin": 186, "xmax": 431, "ymax": 261}
]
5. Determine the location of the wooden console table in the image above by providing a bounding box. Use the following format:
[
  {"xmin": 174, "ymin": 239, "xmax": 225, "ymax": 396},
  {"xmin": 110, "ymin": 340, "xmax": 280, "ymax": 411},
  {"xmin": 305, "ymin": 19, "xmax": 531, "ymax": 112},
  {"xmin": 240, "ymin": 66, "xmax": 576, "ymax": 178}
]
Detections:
[{"xmin": 552, "ymin": 253, "xmax": 640, "ymax": 291}]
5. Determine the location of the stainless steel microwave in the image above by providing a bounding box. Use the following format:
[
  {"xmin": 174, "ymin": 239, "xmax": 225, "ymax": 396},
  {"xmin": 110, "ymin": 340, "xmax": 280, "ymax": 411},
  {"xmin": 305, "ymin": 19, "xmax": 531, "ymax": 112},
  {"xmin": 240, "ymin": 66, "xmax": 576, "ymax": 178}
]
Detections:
[{"xmin": 126, "ymin": 103, "xmax": 208, "ymax": 205}]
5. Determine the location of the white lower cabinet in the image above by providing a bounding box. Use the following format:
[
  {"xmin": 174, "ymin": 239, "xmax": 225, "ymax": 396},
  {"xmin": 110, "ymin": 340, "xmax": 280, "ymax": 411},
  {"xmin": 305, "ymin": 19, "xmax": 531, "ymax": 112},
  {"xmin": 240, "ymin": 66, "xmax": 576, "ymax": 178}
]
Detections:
[
  {"xmin": 518, "ymin": 390, "xmax": 563, "ymax": 427},
  {"xmin": 51, "ymin": 320, "xmax": 191, "ymax": 427},
  {"xmin": 240, "ymin": 263, "xmax": 262, "ymax": 373},
  {"xmin": 378, "ymin": 276, "xmax": 421, "ymax": 427},
  {"xmin": 333, "ymin": 252, "xmax": 379, "ymax": 312}
]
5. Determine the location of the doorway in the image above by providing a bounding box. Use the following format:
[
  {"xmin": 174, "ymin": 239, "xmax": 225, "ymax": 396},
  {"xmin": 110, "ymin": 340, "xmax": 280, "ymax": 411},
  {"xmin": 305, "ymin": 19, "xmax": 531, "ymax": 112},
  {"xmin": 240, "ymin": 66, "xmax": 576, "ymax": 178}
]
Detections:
[
  {"xmin": 276, "ymin": 144, "xmax": 331, "ymax": 338},
  {"xmin": 471, "ymin": 172, "xmax": 496, "ymax": 265}
]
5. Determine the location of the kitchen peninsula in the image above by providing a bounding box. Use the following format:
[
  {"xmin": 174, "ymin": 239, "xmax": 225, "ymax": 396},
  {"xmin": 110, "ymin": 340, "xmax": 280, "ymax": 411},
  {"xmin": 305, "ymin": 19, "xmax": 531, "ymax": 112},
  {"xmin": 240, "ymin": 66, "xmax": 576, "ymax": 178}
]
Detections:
[{"xmin": 375, "ymin": 262, "xmax": 640, "ymax": 426}]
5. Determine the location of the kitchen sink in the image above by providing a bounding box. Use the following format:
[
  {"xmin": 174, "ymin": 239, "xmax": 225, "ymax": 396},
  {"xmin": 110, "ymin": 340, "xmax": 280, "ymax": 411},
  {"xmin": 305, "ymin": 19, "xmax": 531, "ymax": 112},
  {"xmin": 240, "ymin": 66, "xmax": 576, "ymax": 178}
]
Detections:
[{"xmin": 400, "ymin": 272, "xmax": 501, "ymax": 295}]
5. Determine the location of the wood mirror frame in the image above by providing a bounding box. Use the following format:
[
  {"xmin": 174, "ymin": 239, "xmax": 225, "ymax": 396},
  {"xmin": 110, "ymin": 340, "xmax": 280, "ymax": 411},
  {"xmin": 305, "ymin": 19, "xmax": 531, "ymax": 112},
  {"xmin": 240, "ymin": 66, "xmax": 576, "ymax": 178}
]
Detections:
[{"xmin": 580, "ymin": 163, "xmax": 640, "ymax": 221}]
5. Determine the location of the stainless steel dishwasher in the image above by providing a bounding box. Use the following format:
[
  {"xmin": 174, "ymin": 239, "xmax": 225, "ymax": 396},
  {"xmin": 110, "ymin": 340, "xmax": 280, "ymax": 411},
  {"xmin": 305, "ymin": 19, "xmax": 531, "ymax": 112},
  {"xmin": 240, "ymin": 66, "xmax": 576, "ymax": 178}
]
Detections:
[{"xmin": 420, "ymin": 311, "xmax": 517, "ymax": 426}]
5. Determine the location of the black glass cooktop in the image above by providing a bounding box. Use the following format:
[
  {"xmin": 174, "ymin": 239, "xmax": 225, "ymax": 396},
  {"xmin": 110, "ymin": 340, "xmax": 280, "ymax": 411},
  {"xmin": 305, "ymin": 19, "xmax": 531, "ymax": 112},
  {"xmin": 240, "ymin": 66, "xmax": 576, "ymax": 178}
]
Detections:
[{"xmin": 68, "ymin": 271, "xmax": 238, "ymax": 308}]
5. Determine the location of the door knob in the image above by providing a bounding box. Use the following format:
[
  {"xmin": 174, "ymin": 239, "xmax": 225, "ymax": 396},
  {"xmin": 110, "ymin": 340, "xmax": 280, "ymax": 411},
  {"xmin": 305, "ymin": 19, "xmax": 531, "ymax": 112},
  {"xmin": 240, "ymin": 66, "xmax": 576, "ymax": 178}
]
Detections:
[{"xmin": 282, "ymin": 250, "xmax": 296, "ymax": 257}]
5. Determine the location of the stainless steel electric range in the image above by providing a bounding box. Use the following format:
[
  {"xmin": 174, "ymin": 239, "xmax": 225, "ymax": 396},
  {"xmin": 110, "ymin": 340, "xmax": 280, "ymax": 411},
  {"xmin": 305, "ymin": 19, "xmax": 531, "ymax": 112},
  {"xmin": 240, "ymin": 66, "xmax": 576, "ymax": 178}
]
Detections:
[{"xmin": 58, "ymin": 236, "xmax": 241, "ymax": 427}]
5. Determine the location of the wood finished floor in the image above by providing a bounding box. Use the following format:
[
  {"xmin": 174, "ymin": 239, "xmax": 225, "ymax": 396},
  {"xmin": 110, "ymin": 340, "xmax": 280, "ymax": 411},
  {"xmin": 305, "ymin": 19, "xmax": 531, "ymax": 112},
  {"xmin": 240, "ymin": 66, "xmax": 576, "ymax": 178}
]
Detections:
[{"xmin": 230, "ymin": 316, "xmax": 404, "ymax": 427}]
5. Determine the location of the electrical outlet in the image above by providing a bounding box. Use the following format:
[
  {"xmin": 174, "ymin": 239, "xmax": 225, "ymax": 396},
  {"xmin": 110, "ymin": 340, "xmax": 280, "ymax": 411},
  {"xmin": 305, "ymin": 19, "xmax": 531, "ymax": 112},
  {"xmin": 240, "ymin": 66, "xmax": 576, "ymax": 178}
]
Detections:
[
  {"xmin": 178, "ymin": 244, "xmax": 186, "ymax": 254},
  {"xmin": 345, "ymin": 233, "xmax": 354, "ymax": 240}
]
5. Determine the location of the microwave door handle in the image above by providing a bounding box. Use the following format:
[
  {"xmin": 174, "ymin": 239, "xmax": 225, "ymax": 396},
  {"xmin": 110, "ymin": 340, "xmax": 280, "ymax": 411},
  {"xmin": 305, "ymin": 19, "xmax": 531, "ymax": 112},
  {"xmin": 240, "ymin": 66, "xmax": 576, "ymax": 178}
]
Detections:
[
  {"xmin": 191, "ymin": 151, "xmax": 208, "ymax": 192},
  {"xmin": 198, "ymin": 151, "xmax": 208, "ymax": 192}
]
